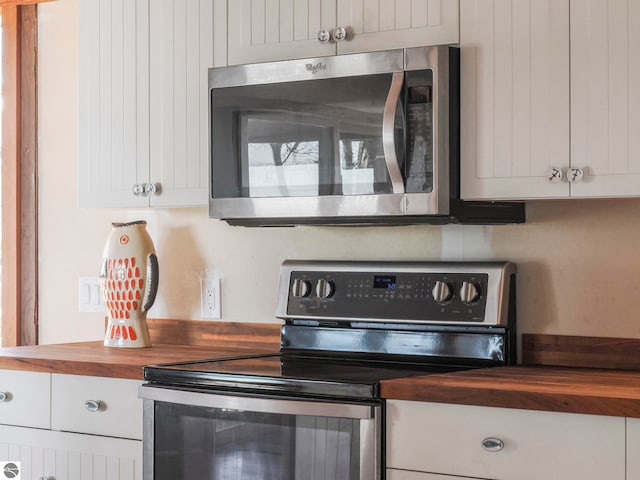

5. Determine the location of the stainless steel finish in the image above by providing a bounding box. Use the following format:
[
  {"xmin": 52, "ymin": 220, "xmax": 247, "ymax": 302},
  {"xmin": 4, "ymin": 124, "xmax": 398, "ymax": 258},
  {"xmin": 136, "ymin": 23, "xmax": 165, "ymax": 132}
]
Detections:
[
  {"xmin": 139, "ymin": 385, "xmax": 374, "ymax": 419},
  {"xmin": 84, "ymin": 400, "xmax": 103, "ymax": 412},
  {"xmin": 482, "ymin": 437, "xmax": 505, "ymax": 452},
  {"xmin": 210, "ymin": 193, "xmax": 406, "ymax": 220},
  {"xmin": 315, "ymin": 278, "xmax": 335, "ymax": 298},
  {"xmin": 431, "ymin": 280, "xmax": 452, "ymax": 304},
  {"xmin": 132, "ymin": 183, "xmax": 144, "ymax": 196},
  {"xmin": 547, "ymin": 167, "xmax": 564, "ymax": 183},
  {"xmin": 460, "ymin": 281, "xmax": 480, "ymax": 304},
  {"xmin": 404, "ymin": 46, "xmax": 450, "ymax": 215},
  {"xmin": 276, "ymin": 260, "xmax": 516, "ymax": 327},
  {"xmin": 0, "ymin": 392, "xmax": 8, "ymax": 402},
  {"xmin": 317, "ymin": 29, "xmax": 331, "ymax": 44},
  {"xmin": 291, "ymin": 278, "xmax": 311, "ymax": 297},
  {"xmin": 209, "ymin": 49, "xmax": 404, "ymax": 88},
  {"xmin": 567, "ymin": 167, "xmax": 584, "ymax": 183},
  {"xmin": 382, "ymin": 72, "xmax": 406, "ymax": 194},
  {"xmin": 141, "ymin": 389, "xmax": 381, "ymax": 480},
  {"xmin": 333, "ymin": 26, "xmax": 347, "ymax": 42}
]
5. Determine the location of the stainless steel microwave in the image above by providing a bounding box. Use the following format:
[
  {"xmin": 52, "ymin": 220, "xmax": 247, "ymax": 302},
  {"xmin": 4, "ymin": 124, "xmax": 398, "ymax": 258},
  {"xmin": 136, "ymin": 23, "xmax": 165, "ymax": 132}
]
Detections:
[{"xmin": 209, "ymin": 46, "xmax": 524, "ymax": 226}]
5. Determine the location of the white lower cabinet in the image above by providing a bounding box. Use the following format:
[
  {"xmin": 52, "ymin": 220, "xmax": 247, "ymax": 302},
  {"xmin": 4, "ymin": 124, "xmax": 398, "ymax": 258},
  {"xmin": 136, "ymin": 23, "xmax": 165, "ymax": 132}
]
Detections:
[
  {"xmin": 0, "ymin": 370, "xmax": 143, "ymax": 480},
  {"xmin": 628, "ymin": 418, "xmax": 640, "ymax": 479},
  {"xmin": 387, "ymin": 470, "xmax": 484, "ymax": 480},
  {"xmin": 386, "ymin": 400, "xmax": 626, "ymax": 480},
  {"xmin": 0, "ymin": 425, "xmax": 141, "ymax": 480}
]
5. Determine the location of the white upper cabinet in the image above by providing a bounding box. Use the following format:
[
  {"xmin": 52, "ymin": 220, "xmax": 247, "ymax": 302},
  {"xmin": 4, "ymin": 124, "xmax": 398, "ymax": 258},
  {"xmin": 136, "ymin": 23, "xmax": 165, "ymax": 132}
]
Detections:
[
  {"xmin": 461, "ymin": 0, "xmax": 640, "ymax": 200},
  {"xmin": 79, "ymin": 0, "xmax": 226, "ymax": 208},
  {"xmin": 79, "ymin": 0, "xmax": 150, "ymax": 208},
  {"xmin": 460, "ymin": 0, "xmax": 571, "ymax": 200},
  {"xmin": 227, "ymin": 0, "xmax": 459, "ymax": 65},
  {"xmin": 570, "ymin": 0, "xmax": 640, "ymax": 197}
]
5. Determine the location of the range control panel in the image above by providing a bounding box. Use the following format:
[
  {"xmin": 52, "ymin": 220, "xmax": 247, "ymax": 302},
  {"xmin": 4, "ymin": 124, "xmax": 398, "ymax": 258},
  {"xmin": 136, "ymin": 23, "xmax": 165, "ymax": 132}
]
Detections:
[{"xmin": 278, "ymin": 261, "xmax": 515, "ymax": 326}]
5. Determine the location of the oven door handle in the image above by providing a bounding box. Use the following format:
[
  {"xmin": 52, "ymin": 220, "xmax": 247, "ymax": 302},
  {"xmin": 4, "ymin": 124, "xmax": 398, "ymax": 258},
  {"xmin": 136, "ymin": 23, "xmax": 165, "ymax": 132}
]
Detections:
[
  {"xmin": 139, "ymin": 385, "xmax": 375, "ymax": 419},
  {"xmin": 382, "ymin": 71, "xmax": 405, "ymax": 195}
]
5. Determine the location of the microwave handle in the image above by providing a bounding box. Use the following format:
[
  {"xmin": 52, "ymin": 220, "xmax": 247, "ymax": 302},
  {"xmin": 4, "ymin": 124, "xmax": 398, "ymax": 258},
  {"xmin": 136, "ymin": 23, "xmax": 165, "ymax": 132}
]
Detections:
[{"xmin": 382, "ymin": 72, "xmax": 405, "ymax": 194}]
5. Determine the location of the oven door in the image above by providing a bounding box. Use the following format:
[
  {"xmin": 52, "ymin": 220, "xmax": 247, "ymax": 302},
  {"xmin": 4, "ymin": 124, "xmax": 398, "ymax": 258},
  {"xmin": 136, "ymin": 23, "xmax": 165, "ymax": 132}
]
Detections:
[{"xmin": 140, "ymin": 385, "xmax": 381, "ymax": 480}]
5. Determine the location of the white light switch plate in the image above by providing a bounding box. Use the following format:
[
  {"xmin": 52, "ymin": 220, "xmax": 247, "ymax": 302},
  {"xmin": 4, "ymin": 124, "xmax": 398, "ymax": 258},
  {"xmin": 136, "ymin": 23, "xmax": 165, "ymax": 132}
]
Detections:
[{"xmin": 79, "ymin": 276, "xmax": 107, "ymax": 313}]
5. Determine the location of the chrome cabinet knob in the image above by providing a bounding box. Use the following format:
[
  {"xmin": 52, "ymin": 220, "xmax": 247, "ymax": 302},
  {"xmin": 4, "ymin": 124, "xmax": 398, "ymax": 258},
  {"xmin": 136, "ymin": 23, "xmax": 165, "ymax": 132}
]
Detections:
[
  {"xmin": 482, "ymin": 437, "xmax": 505, "ymax": 452},
  {"xmin": 291, "ymin": 279, "xmax": 311, "ymax": 298},
  {"xmin": 567, "ymin": 167, "xmax": 584, "ymax": 183},
  {"xmin": 547, "ymin": 167, "xmax": 563, "ymax": 183},
  {"xmin": 460, "ymin": 281, "xmax": 480, "ymax": 304},
  {"xmin": 332, "ymin": 26, "xmax": 347, "ymax": 42},
  {"xmin": 84, "ymin": 400, "xmax": 104, "ymax": 412},
  {"xmin": 0, "ymin": 392, "xmax": 9, "ymax": 402},
  {"xmin": 144, "ymin": 183, "xmax": 161, "ymax": 195},
  {"xmin": 432, "ymin": 281, "xmax": 453, "ymax": 304},
  {"xmin": 317, "ymin": 29, "xmax": 331, "ymax": 44},
  {"xmin": 316, "ymin": 279, "xmax": 335, "ymax": 299},
  {"xmin": 132, "ymin": 183, "xmax": 144, "ymax": 196}
]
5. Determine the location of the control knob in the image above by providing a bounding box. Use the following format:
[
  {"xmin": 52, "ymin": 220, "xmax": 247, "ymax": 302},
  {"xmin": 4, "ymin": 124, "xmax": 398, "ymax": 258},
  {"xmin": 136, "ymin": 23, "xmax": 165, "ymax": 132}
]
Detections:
[
  {"xmin": 432, "ymin": 281, "xmax": 453, "ymax": 304},
  {"xmin": 291, "ymin": 279, "xmax": 311, "ymax": 298},
  {"xmin": 316, "ymin": 279, "xmax": 335, "ymax": 299},
  {"xmin": 460, "ymin": 281, "xmax": 480, "ymax": 304}
]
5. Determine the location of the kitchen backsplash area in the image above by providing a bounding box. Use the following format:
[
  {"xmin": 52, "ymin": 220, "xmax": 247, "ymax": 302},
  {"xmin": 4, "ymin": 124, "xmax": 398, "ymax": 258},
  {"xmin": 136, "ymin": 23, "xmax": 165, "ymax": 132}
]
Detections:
[{"xmin": 37, "ymin": 0, "xmax": 640, "ymax": 345}]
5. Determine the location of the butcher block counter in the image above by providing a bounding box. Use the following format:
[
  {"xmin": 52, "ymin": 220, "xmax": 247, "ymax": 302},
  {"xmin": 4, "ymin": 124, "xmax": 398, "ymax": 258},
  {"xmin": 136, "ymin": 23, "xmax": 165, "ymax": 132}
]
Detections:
[{"xmin": 0, "ymin": 319, "xmax": 281, "ymax": 379}]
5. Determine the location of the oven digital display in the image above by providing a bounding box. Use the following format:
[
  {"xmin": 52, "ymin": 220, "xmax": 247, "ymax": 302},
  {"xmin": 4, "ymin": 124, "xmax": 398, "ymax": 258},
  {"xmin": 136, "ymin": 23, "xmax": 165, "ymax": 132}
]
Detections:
[{"xmin": 373, "ymin": 275, "xmax": 396, "ymax": 289}]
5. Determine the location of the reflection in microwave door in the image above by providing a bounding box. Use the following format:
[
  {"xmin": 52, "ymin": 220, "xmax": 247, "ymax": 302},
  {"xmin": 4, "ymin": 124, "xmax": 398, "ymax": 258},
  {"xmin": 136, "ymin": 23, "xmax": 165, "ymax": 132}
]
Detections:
[{"xmin": 406, "ymin": 136, "xmax": 427, "ymax": 192}]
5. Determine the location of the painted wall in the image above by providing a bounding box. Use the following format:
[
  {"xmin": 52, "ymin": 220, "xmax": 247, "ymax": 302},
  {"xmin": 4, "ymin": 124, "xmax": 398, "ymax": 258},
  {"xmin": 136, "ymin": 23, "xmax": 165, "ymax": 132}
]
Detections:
[{"xmin": 37, "ymin": 0, "xmax": 640, "ymax": 345}]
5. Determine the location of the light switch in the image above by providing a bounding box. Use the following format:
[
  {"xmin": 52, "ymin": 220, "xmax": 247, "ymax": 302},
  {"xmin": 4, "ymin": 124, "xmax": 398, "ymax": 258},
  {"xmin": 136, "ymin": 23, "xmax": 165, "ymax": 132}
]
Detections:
[{"xmin": 79, "ymin": 276, "xmax": 107, "ymax": 313}]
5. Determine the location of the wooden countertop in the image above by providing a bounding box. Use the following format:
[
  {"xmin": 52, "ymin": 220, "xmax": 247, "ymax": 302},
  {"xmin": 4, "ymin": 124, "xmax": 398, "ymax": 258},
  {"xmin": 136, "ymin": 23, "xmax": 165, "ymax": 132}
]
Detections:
[
  {"xmin": 380, "ymin": 365, "xmax": 640, "ymax": 418},
  {"xmin": 0, "ymin": 341, "xmax": 278, "ymax": 380}
]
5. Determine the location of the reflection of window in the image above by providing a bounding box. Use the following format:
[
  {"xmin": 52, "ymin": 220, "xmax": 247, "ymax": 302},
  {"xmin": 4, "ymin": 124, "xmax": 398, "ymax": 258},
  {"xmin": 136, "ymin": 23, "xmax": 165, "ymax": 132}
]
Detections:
[{"xmin": 1, "ymin": 5, "xmax": 38, "ymax": 347}]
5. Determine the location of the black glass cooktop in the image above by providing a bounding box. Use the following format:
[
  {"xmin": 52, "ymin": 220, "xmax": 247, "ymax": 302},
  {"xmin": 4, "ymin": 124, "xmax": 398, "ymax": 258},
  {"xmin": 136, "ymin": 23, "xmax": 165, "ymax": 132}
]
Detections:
[{"xmin": 144, "ymin": 354, "xmax": 467, "ymax": 400}]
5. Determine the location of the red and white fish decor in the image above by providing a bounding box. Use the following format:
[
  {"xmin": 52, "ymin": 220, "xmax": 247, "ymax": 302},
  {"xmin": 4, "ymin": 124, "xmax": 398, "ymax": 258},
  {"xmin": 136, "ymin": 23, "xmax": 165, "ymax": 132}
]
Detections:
[{"xmin": 100, "ymin": 221, "xmax": 159, "ymax": 347}]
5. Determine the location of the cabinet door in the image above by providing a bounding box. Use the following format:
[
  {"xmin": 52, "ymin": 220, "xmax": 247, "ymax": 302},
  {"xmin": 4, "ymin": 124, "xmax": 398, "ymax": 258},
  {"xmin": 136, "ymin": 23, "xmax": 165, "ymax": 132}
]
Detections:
[
  {"xmin": 148, "ymin": 0, "xmax": 221, "ymax": 207},
  {"xmin": 570, "ymin": 0, "xmax": 640, "ymax": 197},
  {"xmin": 460, "ymin": 0, "xmax": 570, "ymax": 200},
  {"xmin": 79, "ymin": 0, "xmax": 150, "ymax": 208},
  {"xmin": 336, "ymin": 0, "xmax": 458, "ymax": 54},
  {"xmin": 0, "ymin": 425, "xmax": 142, "ymax": 480},
  {"xmin": 227, "ymin": 0, "xmax": 336, "ymax": 65},
  {"xmin": 387, "ymin": 470, "xmax": 487, "ymax": 480},
  {"xmin": 628, "ymin": 418, "xmax": 640, "ymax": 480}
]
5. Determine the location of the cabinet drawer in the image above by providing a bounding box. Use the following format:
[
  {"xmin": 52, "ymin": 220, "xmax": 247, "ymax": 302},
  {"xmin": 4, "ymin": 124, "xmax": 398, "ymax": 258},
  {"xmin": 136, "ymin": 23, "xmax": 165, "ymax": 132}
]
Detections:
[
  {"xmin": 52, "ymin": 374, "xmax": 143, "ymax": 440},
  {"xmin": 386, "ymin": 400, "xmax": 625, "ymax": 480},
  {"xmin": 0, "ymin": 370, "xmax": 50, "ymax": 429}
]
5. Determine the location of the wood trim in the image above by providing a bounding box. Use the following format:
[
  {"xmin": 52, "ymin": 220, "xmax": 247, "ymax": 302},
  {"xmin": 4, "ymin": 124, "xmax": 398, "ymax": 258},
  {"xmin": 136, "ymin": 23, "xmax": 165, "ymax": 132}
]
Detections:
[
  {"xmin": 522, "ymin": 334, "xmax": 640, "ymax": 370},
  {"xmin": 1, "ymin": 5, "xmax": 38, "ymax": 347},
  {"xmin": 0, "ymin": 1, "xmax": 53, "ymax": 5},
  {"xmin": 18, "ymin": 4, "xmax": 37, "ymax": 346},
  {"xmin": 1, "ymin": 6, "xmax": 20, "ymax": 347}
]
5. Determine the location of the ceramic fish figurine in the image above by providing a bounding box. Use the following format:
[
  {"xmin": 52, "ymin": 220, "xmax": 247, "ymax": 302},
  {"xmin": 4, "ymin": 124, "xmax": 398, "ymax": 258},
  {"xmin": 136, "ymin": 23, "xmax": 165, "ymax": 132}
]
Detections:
[{"xmin": 100, "ymin": 221, "xmax": 159, "ymax": 347}]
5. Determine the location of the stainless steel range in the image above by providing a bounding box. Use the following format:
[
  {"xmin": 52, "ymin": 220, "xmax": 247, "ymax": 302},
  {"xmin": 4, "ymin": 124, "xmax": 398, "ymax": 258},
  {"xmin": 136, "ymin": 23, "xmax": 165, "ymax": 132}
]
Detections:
[{"xmin": 140, "ymin": 260, "xmax": 517, "ymax": 480}]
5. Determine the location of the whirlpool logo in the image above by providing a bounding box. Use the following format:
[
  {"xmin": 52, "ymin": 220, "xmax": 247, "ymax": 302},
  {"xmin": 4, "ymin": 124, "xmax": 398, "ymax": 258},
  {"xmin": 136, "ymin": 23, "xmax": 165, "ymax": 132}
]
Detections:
[
  {"xmin": 1, "ymin": 462, "xmax": 20, "ymax": 479},
  {"xmin": 305, "ymin": 62, "xmax": 327, "ymax": 74}
]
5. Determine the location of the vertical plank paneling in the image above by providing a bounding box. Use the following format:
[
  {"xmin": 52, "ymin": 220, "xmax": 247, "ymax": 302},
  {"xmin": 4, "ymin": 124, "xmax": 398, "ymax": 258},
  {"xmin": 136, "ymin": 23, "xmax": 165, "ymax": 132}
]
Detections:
[
  {"xmin": 56, "ymin": 449, "xmax": 68, "ymax": 479},
  {"xmin": 81, "ymin": 0, "xmax": 100, "ymax": 193},
  {"xmin": 162, "ymin": 0, "xmax": 175, "ymax": 193},
  {"xmin": 122, "ymin": 0, "xmax": 137, "ymax": 195},
  {"xmin": 173, "ymin": 0, "xmax": 188, "ymax": 190},
  {"xmin": 213, "ymin": 0, "xmax": 228, "ymax": 67},
  {"xmin": 32, "ymin": 446, "xmax": 44, "ymax": 479},
  {"xmin": 280, "ymin": 0, "xmax": 294, "ymax": 42},
  {"xmin": 93, "ymin": 454, "xmax": 107, "ymax": 480},
  {"xmin": 412, "ymin": 0, "xmax": 428, "ymax": 28},
  {"xmin": 294, "ymin": 0, "xmax": 309, "ymax": 40},
  {"xmin": 81, "ymin": 452, "xmax": 94, "ymax": 480},
  {"xmin": 493, "ymin": 0, "xmax": 514, "ymax": 178},
  {"xmin": 110, "ymin": 0, "xmax": 125, "ymax": 192},
  {"xmin": 475, "ymin": 0, "xmax": 495, "ymax": 179},
  {"xmin": 106, "ymin": 456, "xmax": 120, "ymax": 479},
  {"xmin": 241, "ymin": 0, "xmax": 252, "ymax": 46},
  {"xmin": 396, "ymin": 0, "xmax": 411, "ymax": 29},
  {"xmin": 252, "ymin": 0, "xmax": 266, "ymax": 45},
  {"xmin": 570, "ymin": 0, "xmax": 589, "ymax": 181},
  {"xmin": 608, "ymin": 0, "xmax": 629, "ymax": 174},
  {"xmin": 630, "ymin": 0, "xmax": 640, "ymax": 174},
  {"xmin": 460, "ymin": 0, "xmax": 478, "ymax": 180},
  {"xmin": 265, "ymin": 0, "xmax": 280, "ymax": 43},
  {"xmin": 200, "ymin": 0, "xmax": 215, "ymax": 182},
  {"xmin": 185, "ymin": 0, "xmax": 200, "ymax": 190},
  {"xmin": 363, "ymin": 0, "xmax": 380, "ymax": 33},
  {"xmin": 308, "ymin": 0, "xmax": 320, "ymax": 40},
  {"xmin": 68, "ymin": 450, "xmax": 81, "ymax": 480},
  {"xmin": 98, "ymin": 0, "xmax": 113, "ymax": 193},
  {"xmin": 426, "ymin": 0, "xmax": 441, "ymax": 26},
  {"xmin": 136, "ymin": 0, "xmax": 150, "ymax": 191},
  {"xmin": 511, "ymin": 0, "xmax": 531, "ymax": 177},
  {"xmin": 380, "ymin": 0, "xmax": 395, "ymax": 31}
]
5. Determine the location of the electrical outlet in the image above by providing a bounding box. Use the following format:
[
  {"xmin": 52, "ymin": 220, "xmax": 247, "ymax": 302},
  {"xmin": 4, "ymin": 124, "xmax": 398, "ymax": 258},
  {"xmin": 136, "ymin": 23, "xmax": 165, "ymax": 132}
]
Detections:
[
  {"xmin": 79, "ymin": 276, "xmax": 107, "ymax": 313},
  {"xmin": 201, "ymin": 277, "xmax": 222, "ymax": 319}
]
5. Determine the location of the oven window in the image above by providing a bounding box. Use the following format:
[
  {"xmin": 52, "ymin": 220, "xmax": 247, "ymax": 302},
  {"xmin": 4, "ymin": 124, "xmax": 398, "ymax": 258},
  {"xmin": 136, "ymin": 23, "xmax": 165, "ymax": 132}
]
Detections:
[{"xmin": 153, "ymin": 402, "xmax": 361, "ymax": 480}]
